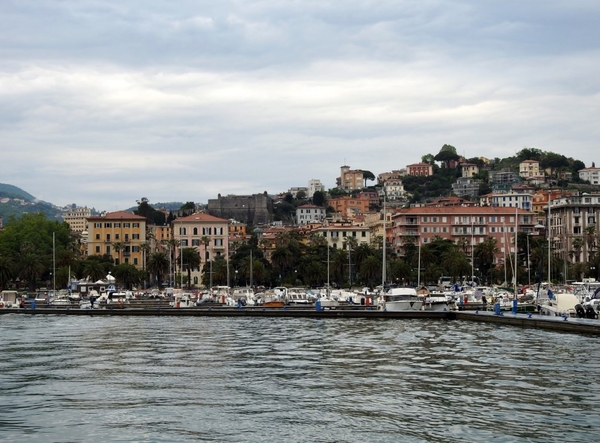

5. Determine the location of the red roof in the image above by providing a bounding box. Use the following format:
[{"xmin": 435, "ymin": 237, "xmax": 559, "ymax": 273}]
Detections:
[
  {"xmin": 174, "ymin": 212, "xmax": 229, "ymax": 223},
  {"xmin": 87, "ymin": 211, "xmax": 146, "ymax": 221}
]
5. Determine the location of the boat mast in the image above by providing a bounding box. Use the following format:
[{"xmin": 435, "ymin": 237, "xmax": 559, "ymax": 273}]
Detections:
[
  {"xmin": 514, "ymin": 205, "xmax": 518, "ymax": 299},
  {"xmin": 417, "ymin": 241, "xmax": 421, "ymax": 287},
  {"xmin": 382, "ymin": 192, "xmax": 386, "ymax": 290},
  {"xmin": 53, "ymin": 232, "xmax": 56, "ymax": 295},
  {"xmin": 547, "ymin": 191, "xmax": 551, "ymax": 285},
  {"xmin": 327, "ymin": 230, "xmax": 330, "ymax": 295}
]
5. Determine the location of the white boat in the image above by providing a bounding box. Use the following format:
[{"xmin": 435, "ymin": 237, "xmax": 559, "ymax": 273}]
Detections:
[
  {"xmin": 286, "ymin": 287, "xmax": 315, "ymax": 306},
  {"xmin": 421, "ymin": 293, "xmax": 450, "ymax": 311},
  {"xmin": 380, "ymin": 287, "xmax": 423, "ymax": 312},
  {"xmin": 536, "ymin": 289, "xmax": 579, "ymax": 317},
  {"xmin": 229, "ymin": 287, "xmax": 256, "ymax": 306}
]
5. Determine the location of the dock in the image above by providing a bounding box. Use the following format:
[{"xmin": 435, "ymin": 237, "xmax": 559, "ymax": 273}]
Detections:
[{"xmin": 2, "ymin": 306, "xmax": 600, "ymax": 335}]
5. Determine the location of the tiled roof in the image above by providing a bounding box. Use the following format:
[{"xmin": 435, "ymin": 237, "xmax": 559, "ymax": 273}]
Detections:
[{"xmin": 174, "ymin": 212, "xmax": 229, "ymax": 223}]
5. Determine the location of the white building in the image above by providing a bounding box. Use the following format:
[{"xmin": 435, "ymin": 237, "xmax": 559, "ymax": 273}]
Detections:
[
  {"xmin": 579, "ymin": 165, "xmax": 600, "ymax": 185},
  {"xmin": 295, "ymin": 204, "xmax": 326, "ymax": 225},
  {"xmin": 307, "ymin": 179, "xmax": 325, "ymax": 198},
  {"xmin": 62, "ymin": 207, "xmax": 93, "ymax": 233},
  {"xmin": 490, "ymin": 191, "xmax": 533, "ymax": 210}
]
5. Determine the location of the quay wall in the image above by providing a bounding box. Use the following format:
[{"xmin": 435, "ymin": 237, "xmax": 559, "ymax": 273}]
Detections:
[{"xmin": 3, "ymin": 308, "xmax": 600, "ymax": 336}]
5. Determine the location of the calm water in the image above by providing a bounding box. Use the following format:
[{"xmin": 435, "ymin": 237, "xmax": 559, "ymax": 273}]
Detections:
[{"xmin": 0, "ymin": 314, "xmax": 598, "ymax": 443}]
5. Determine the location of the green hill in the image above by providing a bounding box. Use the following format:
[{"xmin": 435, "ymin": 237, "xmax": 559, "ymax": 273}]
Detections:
[
  {"xmin": 0, "ymin": 183, "xmax": 36, "ymax": 201},
  {"xmin": 0, "ymin": 183, "xmax": 61, "ymax": 222}
]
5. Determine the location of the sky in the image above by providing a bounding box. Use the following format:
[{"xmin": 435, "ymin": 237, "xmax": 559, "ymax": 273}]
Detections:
[{"xmin": 1, "ymin": 0, "xmax": 600, "ymax": 212}]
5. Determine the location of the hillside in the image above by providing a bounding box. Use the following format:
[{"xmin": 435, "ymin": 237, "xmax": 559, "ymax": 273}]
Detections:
[
  {"xmin": 0, "ymin": 183, "xmax": 62, "ymax": 221},
  {"xmin": 0, "ymin": 183, "xmax": 36, "ymax": 201}
]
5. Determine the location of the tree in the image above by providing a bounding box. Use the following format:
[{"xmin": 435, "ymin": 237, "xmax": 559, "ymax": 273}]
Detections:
[
  {"xmin": 296, "ymin": 190, "xmax": 307, "ymax": 200},
  {"xmin": 112, "ymin": 241, "xmax": 124, "ymax": 265},
  {"xmin": 434, "ymin": 144, "xmax": 460, "ymax": 168},
  {"xmin": 312, "ymin": 191, "xmax": 326, "ymax": 207},
  {"xmin": 147, "ymin": 252, "xmax": 169, "ymax": 287},
  {"xmin": 421, "ymin": 154, "xmax": 435, "ymax": 164},
  {"xmin": 180, "ymin": 247, "xmax": 201, "ymax": 288},
  {"xmin": 112, "ymin": 263, "xmax": 140, "ymax": 289},
  {"xmin": 82, "ymin": 257, "xmax": 109, "ymax": 282},
  {"xmin": 361, "ymin": 170, "xmax": 376, "ymax": 187},
  {"xmin": 0, "ymin": 255, "xmax": 14, "ymax": 289},
  {"xmin": 180, "ymin": 201, "xmax": 195, "ymax": 211}
]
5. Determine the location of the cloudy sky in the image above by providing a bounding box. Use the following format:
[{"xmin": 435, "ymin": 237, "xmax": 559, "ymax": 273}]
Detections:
[{"xmin": 2, "ymin": 0, "xmax": 599, "ymax": 211}]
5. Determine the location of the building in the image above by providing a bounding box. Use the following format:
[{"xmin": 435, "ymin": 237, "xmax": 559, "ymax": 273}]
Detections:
[
  {"xmin": 171, "ymin": 212, "xmax": 230, "ymax": 287},
  {"xmin": 296, "ymin": 204, "xmax": 326, "ymax": 225},
  {"xmin": 547, "ymin": 192, "xmax": 600, "ymax": 267},
  {"xmin": 391, "ymin": 206, "xmax": 536, "ymax": 265},
  {"xmin": 406, "ymin": 163, "xmax": 433, "ymax": 177},
  {"xmin": 452, "ymin": 177, "xmax": 481, "ymax": 198},
  {"xmin": 307, "ymin": 179, "xmax": 325, "ymax": 198},
  {"xmin": 579, "ymin": 165, "xmax": 600, "ymax": 185},
  {"xmin": 337, "ymin": 165, "xmax": 364, "ymax": 191},
  {"xmin": 356, "ymin": 190, "xmax": 379, "ymax": 207},
  {"xmin": 86, "ymin": 211, "xmax": 148, "ymax": 268},
  {"xmin": 460, "ymin": 162, "xmax": 480, "ymax": 178},
  {"xmin": 490, "ymin": 170, "xmax": 521, "ymax": 192},
  {"xmin": 287, "ymin": 187, "xmax": 308, "ymax": 198},
  {"xmin": 62, "ymin": 207, "xmax": 93, "ymax": 234},
  {"xmin": 207, "ymin": 192, "xmax": 273, "ymax": 226},
  {"xmin": 490, "ymin": 191, "xmax": 533, "ymax": 210},
  {"xmin": 328, "ymin": 195, "xmax": 370, "ymax": 216},
  {"xmin": 313, "ymin": 222, "xmax": 372, "ymax": 250},
  {"xmin": 382, "ymin": 178, "xmax": 408, "ymax": 201},
  {"xmin": 378, "ymin": 170, "xmax": 406, "ymax": 183},
  {"xmin": 519, "ymin": 160, "xmax": 543, "ymax": 178}
]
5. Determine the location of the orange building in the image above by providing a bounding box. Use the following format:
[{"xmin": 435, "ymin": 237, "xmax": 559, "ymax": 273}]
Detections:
[{"xmin": 328, "ymin": 195, "xmax": 370, "ymax": 215}]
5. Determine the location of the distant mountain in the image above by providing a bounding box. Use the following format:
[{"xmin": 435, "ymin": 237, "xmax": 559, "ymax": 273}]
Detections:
[
  {"xmin": 0, "ymin": 183, "xmax": 62, "ymax": 221},
  {"xmin": 0, "ymin": 183, "xmax": 36, "ymax": 201}
]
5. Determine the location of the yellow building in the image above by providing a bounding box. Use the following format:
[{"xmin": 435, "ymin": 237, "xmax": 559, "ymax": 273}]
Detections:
[{"xmin": 86, "ymin": 211, "xmax": 147, "ymax": 268}]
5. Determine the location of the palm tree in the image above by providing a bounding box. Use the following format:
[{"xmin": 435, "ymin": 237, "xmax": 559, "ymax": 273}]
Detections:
[
  {"xmin": 0, "ymin": 255, "xmax": 14, "ymax": 290},
  {"xmin": 180, "ymin": 247, "xmax": 201, "ymax": 289},
  {"xmin": 18, "ymin": 252, "xmax": 46, "ymax": 291},
  {"xmin": 112, "ymin": 241, "xmax": 124, "ymax": 265},
  {"xmin": 82, "ymin": 258, "xmax": 107, "ymax": 282},
  {"xmin": 359, "ymin": 255, "xmax": 381, "ymax": 288},
  {"xmin": 112, "ymin": 263, "xmax": 141, "ymax": 289},
  {"xmin": 147, "ymin": 252, "xmax": 169, "ymax": 287},
  {"xmin": 271, "ymin": 246, "xmax": 293, "ymax": 282}
]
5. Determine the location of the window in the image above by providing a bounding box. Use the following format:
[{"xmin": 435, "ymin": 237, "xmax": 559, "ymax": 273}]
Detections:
[
  {"xmin": 192, "ymin": 239, "xmax": 200, "ymax": 246},
  {"xmin": 133, "ymin": 223, "xmax": 139, "ymax": 228},
  {"xmin": 106, "ymin": 234, "xmax": 111, "ymax": 241},
  {"xmin": 104, "ymin": 223, "xmax": 112, "ymax": 228},
  {"xmin": 95, "ymin": 234, "xmax": 100, "ymax": 240},
  {"xmin": 106, "ymin": 245, "xmax": 111, "ymax": 254},
  {"xmin": 114, "ymin": 223, "xmax": 121, "ymax": 228},
  {"xmin": 94, "ymin": 223, "xmax": 101, "ymax": 228},
  {"xmin": 203, "ymin": 227, "xmax": 212, "ymax": 235},
  {"xmin": 361, "ymin": 231, "xmax": 366, "ymax": 237},
  {"xmin": 181, "ymin": 239, "xmax": 188, "ymax": 247},
  {"xmin": 124, "ymin": 223, "xmax": 131, "ymax": 228},
  {"xmin": 180, "ymin": 227, "xmax": 187, "ymax": 235},
  {"xmin": 133, "ymin": 258, "xmax": 138, "ymax": 265},
  {"xmin": 132, "ymin": 234, "xmax": 139, "ymax": 240},
  {"xmin": 215, "ymin": 239, "xmax": 223, "ymax": 246},
  {"xmin": 193, "ymin": 228, "xmax": 198, "ymax": 235},
  {"xmin": 124, "ymin": 234, "xmax": 129, "ymax": 241},
  {"xmin": 115, "ymin": 234, "xmax": 120, "ymax": 240},
  {"xmin": 95, "ymin": 246, "xmax": 100, "ymax": 253}
]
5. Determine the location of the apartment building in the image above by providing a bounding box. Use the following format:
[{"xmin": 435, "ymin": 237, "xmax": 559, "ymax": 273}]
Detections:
[
  {"xmin": 391, "ymin": 206, "xmax": 536, "ymax": 264},
  {"xmin": 313, "ymin": 222, "xmax": 372, "ymax": 250},
  {"xmin": 63, "ymin": 207, "xmax": 93, "ymax": 234},
  {"xmin": 337, "ymin": 165, "xmax": 364, "ymax": 191},
  {"xmin": 579, "ymin": 165, "xmax": 600, "ymax": 185},
  {"xmin": 328, "ymin": 195, "xmax": 370, "ymax": 216},
  {"xmin": 86, "ymin": 211, "xmax": 147, "ymax": 268},
  {"xmin": 519, "ymin": 160, "xmax": 543, "ymax": 178},
  {"xmin": 307, "ymin": 179, "xmax": 325, "ymax": 198},
  {"xmin": 296, "ymin": 204, "xmax": 326, "ymax": 225},
  {"xmin": 548, "ymin": 192, "xmax": 600, "ymax": 265},
  {"xmin": 171, "ymin": 212, "xmax": 230, "ymax": 286}
]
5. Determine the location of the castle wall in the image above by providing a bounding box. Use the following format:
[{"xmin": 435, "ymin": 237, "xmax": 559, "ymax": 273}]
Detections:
[{"xmin": 207, "ymin": 193, "xmax": 273, "ymax": 226}]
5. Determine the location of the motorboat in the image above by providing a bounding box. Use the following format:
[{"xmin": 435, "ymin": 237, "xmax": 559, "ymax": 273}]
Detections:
[{"xmin": 380, "ymin": 287, "xmax": 423, "ymax": 311}]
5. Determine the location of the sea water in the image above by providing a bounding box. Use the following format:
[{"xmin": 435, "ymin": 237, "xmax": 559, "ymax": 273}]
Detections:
[{"xmin": 1, "ymin": 315, "xmax": 598, "ymax": 442}]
